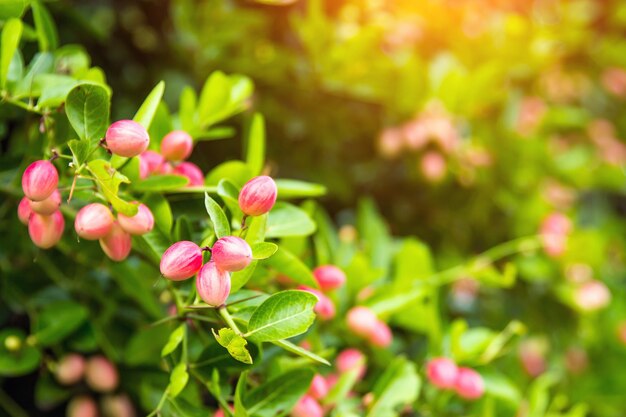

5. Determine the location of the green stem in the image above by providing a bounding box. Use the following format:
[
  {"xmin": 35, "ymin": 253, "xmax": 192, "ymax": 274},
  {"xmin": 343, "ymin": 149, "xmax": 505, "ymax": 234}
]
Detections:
[
  {"xmin": 146, "ymin": 389, "xmax": 169, "ymax": 417},
  {"xmin": 0, "ymin": 389, "xmax": 28, "ymax": 417},
  {"xmin": 1, "ymin": 95, "xmax": 44, "ymax": 115},
  {"xmin": 218, "ymin": 306, "xmax": 242, "ymax": 335}
]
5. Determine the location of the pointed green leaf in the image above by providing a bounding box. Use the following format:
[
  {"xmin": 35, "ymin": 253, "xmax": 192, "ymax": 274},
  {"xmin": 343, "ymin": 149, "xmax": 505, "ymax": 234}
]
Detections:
[
  {"xmin": 66, "ymin": 83, "xmax": 110, "ymax": 142},
  {"xmin": 212, "ymin": 328, "xmax": 253, "ymax": 364},
  {"xmin": 271, "ymin": 339, "xmax": 330, "ymax": 366},
  {"xmin": 251, "ymin": 242, "xmax": 278, "ymax": 260},
  {"xmin": 132, "ymin": 175, "xmax": 189, "ymax": 192},
  {"xmin": 264, "ymin": 247, "xmax": 318, "ymax": 288},
  {"xmin": 31, "ymin": 1, "xmax": 58, "ymax": 52},
  {"xmin": 266, "ymin": 202, "xmax": 316, "ymax": 238},
  {"xmin": 133, "ymin": 80, "xmax": 165, "ymax": 130},
  {"xmin": 1, "ymin": 18, "xmax": 22, "ymax": 89},
  {"xmin": 168, "ymin": 363, "xmax": 189, "ymax": 398},
  {"xmin": 245, "ymin": 369, "xmax": 314, "ymax": 416},
  {"xmin": 161, "ymin": 325, "xmax": 185, "ymax": 357},
  {"xmin": 275, "ymin": 179, "xmax": 327, "ymax": 198},
  {"xmin": 204, "ymin": 192, "xmax": 230, "ymax": 238},
  {"xmin": 245, "ymin": 113, "xmax": 265, "ymax": 176},
  {"xmin": 67, "ymin": 139, "xmax": 93, "ymax": 167}
]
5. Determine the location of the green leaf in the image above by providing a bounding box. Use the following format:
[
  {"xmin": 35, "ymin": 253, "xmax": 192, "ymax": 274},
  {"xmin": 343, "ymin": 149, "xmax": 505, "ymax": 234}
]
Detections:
[
  {"xmin": 195, "ymin": 126, "xmax": 236, "ymax": 141},
  {"xmin": 251, "ymin": 242, "xmax": 278, "ymax": 260},
  {"xmin": 124, "ymin": 326, "xmax": 170, "ymax": 366},
  {"xmin": 86, "ymin": 159, "xmax": 138, "ymax": 216},
  {"xmin": 0, "ymin": 328, "xmax": 41, "ymax": 376},
  {"xmin": 33, "ymin": 301, "xmax": 88, "ymax": 346},
  {"xmin": 168, "ymin": 363, "xmax": 189, "ymax": 398},
  {"xmin": 0, "ymin": 0, "xmax": 26, "ymax": 20},
  {"xmin": 0, "ymin": 18, "xmax": 22, "ymax": 89},
  {"xmin": 212, "ymin": 328, "xmax": 253, "ymax": 364},
  {"xmin": 324, "ymin": 367, "xmax": 360, "ymax": 406},
  {"xmin": 217, "ymin": 178, "xmax": 241, "ymax": 214},
  {"xmin": 275, "ymin": 179, "xmax": 327, "ymax": 199},
  {"xmin": 246, "ymin": 113, "xmax": 265, "ymax": 176},
  {"xmin": 65, "ymin": 83, "xmax": 110, "ymax": 142},
  {"xmin": 366, "ymin": 357, "xmax": 421, "ymax": 417},
  {"xmin": 133, "ymin": 80, "xmax": 165, "ymax": 130},
  {"xmin": 245, "ymin": 290, "xmax": 317, "ymax": 342},
  {"xmin": 204, "ymin": 192, "xmax": 230, "ymax": 238},
  {"xmin": 109, "ymin": 261, "xmax": 163, "ymax": 319},
  {"xmin": 234, "ymin": 372, "xmax": 249, "ymax": 417},
  {"xmin": 161, "ymin": 325, "xmax": 185, "ymax": 357},
  {"xmin": 264, "ymin": 247, "xmax": 318, "ymax": 288},
  {"xmin": 266, "ymin": 202, "xmax": 316, "ymax": 238},
  {"xmin": 270, "ymin": 339, "xmax": 330, "ymax": 366},
  {"xmin": 244, "ymin": 369, "xmax": 314, "ymax": 417},
  {"xmin": 179, "ymin": 85, "xmax": 196, "ymax": 132},
  {"xmin": 31, "ymin": 1, "xmax": 58, "ymax": 52},
  {"xmin": 206, "ymin": 160, "xmax": 253, "ymax": 187},
  {"xmin": 35, "ymin": 74, "xmax": 78, "ymax": 109},
  {"xmin": 67, "ymin": 139, "xmax": 93, "ymax": 167},
  {"xmin": 132, "ymin": 175, "xmax": 189, "ymax": 192}
]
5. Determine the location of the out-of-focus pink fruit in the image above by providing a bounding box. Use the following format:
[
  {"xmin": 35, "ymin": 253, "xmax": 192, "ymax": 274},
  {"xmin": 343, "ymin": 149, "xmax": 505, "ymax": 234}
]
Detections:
[
  {"xmin": 85, "ymin": 355, "xmax": 119, "ymax": 393},
  {"xmin": 22, "ymin": 160, "xmax": 58, "ymax": 201},
  {"xmin": 346, "ymin": 306, "xmax": 378, "ymax": 337},
  {"xmin": 102, "ymin": 394, "xmax": 135, "ymax": 417},
  {"xmin": 291, "ymin": 395, "xmax": 323, "ymax": 417},
  {"xmin": 313, "ymin": 265, "xmax": 346, "ymax": 291},
  {"xmin": 617, "ymin": 322, "xmax": 626, "ymax": 346},
  {"xmin": 601, "ymin": 67, "xmax": 626, "ymax": 97},
  {"xmin": 518, "ymin": 339, "xmax": 547, "ymax": 378},
  {"xmin": 336, "ymin": 348, "xmax": 366, "ymax": 378},
  {"xmin": 138, "ymin": 151, "xmax": 165, "ymax": 179},
  {"xmin": 426, "ymin": 357, "xmax": 458, "ymax": 389},
  {"xmin": 574, "ymin": 280, "xmax": 611, "ymax": 312},
  {"xmin": 161, "ymin": 130, "xmax": 193, "ymax": 161},
  {"xmin": 420, "ymin": 151, "xmax": 447, "ymax": 182},
  {"xmin": 17, "ymin": 197, "xmax": 33, "ymax": 225},
  {"xmin": 455, "ymin": 367, "xmax": 484, "ymax": 400},
  {"xmin": 196, "ymin": 261, "xmax": 231, "ymax": 307},
  {"xmin": 565, "ymin": 346, "xmax": 588, "ymax": 375},
  {"xmin": 117, "ymin": 203, "xmax": 154, "ymax": 235},
  {"xmin": 378, "ymin": 127, "xmax": 404, "ymax": 158},
  {"xmin": 75, "ymin": 203, "xmax": 114, "ymax": 240},
  {"xmin": 238, "ymin": 176, "xmax": 277, "ymax": 216},
  {"xmin": 160, "ymin": 241, "xmax": 203, "ymax": 280},
  {"xmin": 173, "ymin": 162, "xmax": 204, "ymax": 186},
  {"xmin": 105, "ymin": 120, "xmax": 150, "ymax": 157},
  {"xmin": 211, "ymin": 236, "xmax": 252, "ymax": 272},
  {"xmin": 55, "ymin": 354, "xmax": 86, "ymax": 385},
  {"xmin": 99, "ymin": 221, "xmax": 132, "ymax": 262},
  {"xmin": 308, "ymin": 374, "xmax": 328, "ymax": 400},
  {"xmin": 28, "ymin": 211, "xmax": 64, "ymax": 249},
  {"xmin": 30, "ymin": 189, "xmax": 61, "ymax": 215},
  {"xmin": 67, "ymin": 395, "xmax": 98, "ymax": 417},
  {"xmin": 368, "ymin": 320, "xmax": 393, "ymax": 347},
  {"xmin": 540, "ymin": 213, "xmax": 572, "ymax": 257},
  {"xmin": 300, "ymin": 287, "xmax": 336, "ymax": 320}
]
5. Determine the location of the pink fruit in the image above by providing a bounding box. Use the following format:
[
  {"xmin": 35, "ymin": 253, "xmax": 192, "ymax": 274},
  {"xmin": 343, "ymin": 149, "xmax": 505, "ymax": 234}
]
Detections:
[
  {"xmin": 160, "ymin": 241, "xmax": 203, "ymax": 280},
  {"xmin": 75, "ymin": 203, "xmax": 114, "ymax": 240},
  {"xmin": 368, "ymin": 320, "xmax": 392, "ymax": 347},
  {"xmin": 22, "ymin": 160, "xmax": 58, "ymax": 201},
  {"xmin": 420, "ymin": 151, "xmax": 447, "ymax": 182},
  {"xmin": 138, "ymin": 150, "xmax": 165, "ymax": 179},
  {"xmin": 173, "ymin": 162, "xmax": 204, "ymax": 186},
  {"xmin": 118, "ymin": 203, "xmax": 154, "ymax": 235},
  {"xmin": 105, "ymin": 120, "xmax": 149, "ymax": 157},
  {"xmin": 518, "ymin": 339, "xmax": 547, "ymax": 378},
  {"xmin": 574, "ymin": 280, "xmax": 611, "ymax": 311},
  {"xmin": 211, "ymin": 236, "xmax": 252, "ymax": 272},
  {"xmin": 238, "ymin": 176, "xmax": 277, "ymax": 216},
  {"xmin": 17, "ymin": 197, "xmax": 32, "ymax": 225},
  {"xmin": 67, "ymin": 396, "xmax": 98, "ymax": 417},
  {"xmin": 102, "ymin": 394, "xmax": 135, "ymax": 417},
  {"xmin": 196, "ymin": 261, "xmax": 231, "ymax": 306},
  {"xmin": 336, "ymin": 348, "xmax": 366, "ymax": 378},
  {"xmin": 426, "ymin": 357, "xmax": 458, "ymax": 389},
  {"xmin": 540, "ymin": 213, "xmax": 572, "ymax": 257},
  {"xmin": 99, "ymin": 221, "xmax": 132, "ymax": 262},
  {"xmin": 300, "ymin": 287, "xmax": 335, "ymax": 320},
  {"xmin": 291, "ymin": 395, "xmax": 323, "ymax": 417},
  {"xmin": 161, "ymin": 130, "xmax": 193, "ymax": 161},
  {"xmin": 313, "ymin": 265, "xmax": 346, "ymax": 291},
  {"xmin": 55, "ymin": 354, "xmax": 85, "ymax": 385},
  {"xmin": 28, "ymin": 211, "xmax": 64, "ymax": 249},
  {"xmin": 308, "ymin": 374, "xmax": 328, "ymax": 400},
  {"xmin": 30, "ymin": 189, "xmax": 61, "ymax": 215},
  {"xmin": 346, "ymin": 306, "xmax": 378, "ymax": 337},
  {"xmin": 85, "ymin": 355, "xmax": 119, "ymax": 393},
  {"xmin": 455, "ymin": 367, "xmax": 485, "ymax": 400}
]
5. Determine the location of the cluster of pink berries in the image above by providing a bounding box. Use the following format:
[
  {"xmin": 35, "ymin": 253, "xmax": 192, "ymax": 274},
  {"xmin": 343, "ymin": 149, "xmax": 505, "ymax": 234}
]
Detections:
[
  {"xmin": 18, "ymin": 160, "xmax": 64, "ymax": 249},
  {"xmin": 426, "ymin": 357, "xmax": 484, "ymax": 400},
  {"xmin": 159, "ymin": 176, "xmax": 277, "ymax": 305},
  {"xmin": 299, "ymin": 265, "xmax": 347, "ymax": 320},
  {"xmin": 346, "ymin": 306, "xmax": 393, "ymax": 347},
  {"xmin": 54, "ymin": 354, "xmax": 133, "ymax": 417}
]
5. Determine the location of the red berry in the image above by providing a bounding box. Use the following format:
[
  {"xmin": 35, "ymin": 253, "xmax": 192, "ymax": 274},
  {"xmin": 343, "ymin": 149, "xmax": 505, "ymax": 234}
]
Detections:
[
  {"xmin": 99, "ymin": 221, "xmax": 132, "ymax": 262},
  {"xmin": 238, "ymin": 176, "xmax": 277, "ymax": 216},
  {"xmin": 28, "ymin": 210, "xmax": 64, "ymax": 249},
  {"xmin": 105, "ymin": 120, "xmax": 149, "ymax": 157},
  {"xmin": 118, "ymin": 203, "xmax": 154, "ymax": 235},
  {"xmin": 75, "ymin": 203, "xmax": 114, "ymax": 240},
  {"xmin": 426, "ymin": 357, "xmax": 458, "ymax": 389},
  {"xmin": 22, "ymin": 160, "xmax": 58, "ymax": 201},
  {"xmin": 196, "ymin": 261, "xmax": 231, "ymax": 306},
  {"xmin": 455, "ymin": 367, "xmax": 484, "ymax": 400},
  {"xmin": 211, "ymin": 236, "xmax": 252, "ymax": 272},
  {"xmin": 160, "ymin": 241, "xmax": 203, "ymax": 280},
  {"xmin": 161, "ymin": 130, "xmax": 193, "ymax": 161}
]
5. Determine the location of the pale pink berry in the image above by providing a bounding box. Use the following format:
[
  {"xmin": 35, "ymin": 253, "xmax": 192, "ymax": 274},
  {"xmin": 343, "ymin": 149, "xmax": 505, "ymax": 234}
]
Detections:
[
  {"xmin": 211, "ymin": 236, "xmax": 252, "ymax": 272},
  {"xmin": 313, "ymin": 265, "xmax": 346, "ymax": 291},
  {"xmin": 300, "ymin": 287, "xmax": 336, "ymax": 320},
  {"xmin": 161, "ymin": 130, "xmax": 193, "ymax": 161},
  {"xmin": 291, "ymin": 395, "xmax": 323, "ymax": 417},
  {"xmin": 455, "ymin": 367, "xmax": 484, "ymax": 400},
  {"xmin": 102, "ymin": 394, "xmax": 135, "ymax": 417},
  {"xmin": 28, "ymin": 211, "xmax": 64, "ymax": 249},
  {"xmin": 601, "ymin": 67, "xmax": 626, "ymax": 97},
  {"xmin": 540, "ymin": 213, "xmax": 572, "ymax": 257},
  {"xmin": 99, "ymin": 221, "xmax": 132, "ymax": 262},
  {"xmin": 75, "ymin": 203, "xmax": 114, "ymax": 240},
  {"xmin": 518, "ymin": 339, "xmax": 547, "ymax": 377},
  {"xmin": 574, "ymin": 280, "xmax": 611, "ymax": 311},
  {"xmin": 117, "ymin": 203, "xmax": 154, "ymax": 235},
  {"xmin": 565, "ymin": 346, "xmax": 588, "ymax": 375},
  {"xmin": 55, "ymin": 354, "xmax": 86, "ymax": 385},
  {"xmin": 17, "ymin": 197, "xmax": 32, "ymax": 225},
  {"xmin": 160, "ymin": 241, "xmax": 203, "ymax": 280},
  {"xmin": 426, "ymin": 357, "xmax": 458, "ymax": 389},
  {"xmin": 214, "ymin": 410, "xmax": 225, "ymax": 417},
  {"xmin": 105, "ymin": 120, "xmax": 150, "ymax": 157},
  {"xmin": 138, "ymin": 150, "xmax": 165, "ymax": 179},
  {"xmin": 336, "ymin": 348, "xmax": 366, "ymax": 378},
  {"xmin": 420, "ymin": 151, "xmax": 447, "ymax": 182},
  {"xmin": 67, "ymin": 396, "xmax": 98, "ymax": 417},
  {"xmin": 324, "ymin": 373, "xmax": 339, "ymax": 390},
  {"xmin": 238, "ymin": 175, "xmax": 277, "ymax": 216},
  {"xmin": 196, "ymin": 261, "xmax": 231, "ymax": 306},
  {"xmin": 308, "ymin": 374, "xmax": 329, "ymax": 400},
  {"xmin": 173, "ymin": 162, "xmax": 204, "ymax": 186},
  {"xmin": 368, "ymin": 320, "xmax": 392, "ymax": 347},
  {"xmin": 30, "ymin": 189, "xmax": 61, "ymax": 215},
  {"xmin": 160, "ymin": 161, "xmax": 174, "ymax": 175},
  {"xmin": 21, "ymin": 160, "xmax": 58, "ymax": 201},
  {"xmin": 85, "ymin": 355, "xmax": 119, "ymax": 393},
  {"xmin": 346, "ymin": 306, "xmax": 378, "ymax": 337}
]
